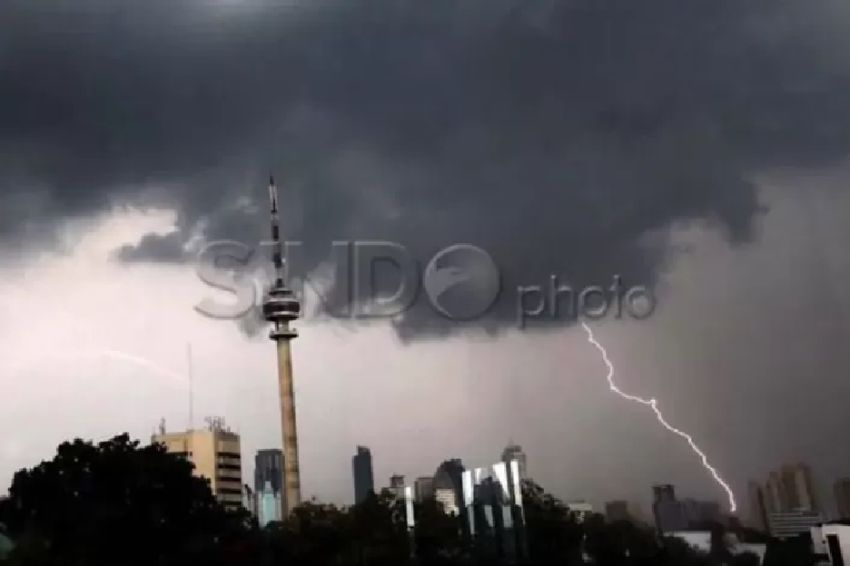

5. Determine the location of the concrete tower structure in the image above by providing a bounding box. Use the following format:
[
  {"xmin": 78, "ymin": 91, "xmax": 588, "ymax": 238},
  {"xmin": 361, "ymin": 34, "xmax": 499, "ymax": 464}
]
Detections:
[{"xmin": 262, "ymin": 175, "xmax": 303, "ymax": 517}]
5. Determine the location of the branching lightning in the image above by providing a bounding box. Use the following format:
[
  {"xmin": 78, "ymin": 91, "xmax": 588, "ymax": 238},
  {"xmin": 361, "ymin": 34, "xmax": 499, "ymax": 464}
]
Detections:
[
  {"xmin": 0, "ymin": 290, "xmax": 189, "ymax": 389},
  {"xmin": 4, "ymin": 348, "xmax": 189, "ymax": 390},
  {"xmin": 581, "ymin": 322, "xmax": 737, "ymax": 513}
]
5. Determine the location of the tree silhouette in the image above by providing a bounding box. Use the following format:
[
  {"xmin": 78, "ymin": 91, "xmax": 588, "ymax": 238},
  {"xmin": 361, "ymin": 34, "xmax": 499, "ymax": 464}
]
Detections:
[
  {"xmin": 584, "ymin": 514, "xmax": 660, "ymax": 566},
  {"xmin": 266, "ymin": 500, "xmax": 351, "ymax": 565},
  {"xmin": 413, "ymin": 497, "xmax": 466, "ymax": 564},
  {"xmin": 521, "ymin": 479, "xmax": 583, "ymax": 565},
  {"xmin": 0, "ymin": 435, "xmax": 787, "ymax": 566},
  {"xmin": 0, "ymin": 434, "xmax": 247, "ymax": 566}
]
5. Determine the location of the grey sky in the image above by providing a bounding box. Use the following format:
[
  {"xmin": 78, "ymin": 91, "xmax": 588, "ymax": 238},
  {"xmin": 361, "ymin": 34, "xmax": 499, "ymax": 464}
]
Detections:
[{"xmin": 2, "ymin": 0, "xmax": 850, "ymax": 518}]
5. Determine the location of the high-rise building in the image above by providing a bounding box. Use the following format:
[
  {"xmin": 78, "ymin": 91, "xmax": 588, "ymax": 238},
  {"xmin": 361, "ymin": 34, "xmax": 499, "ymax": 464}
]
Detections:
[
  {"xmin": 605, "ymin": 500, "xmax": 632, "ymax": 523},
  {"xmin": 652, "ymin": 484, "xmax": 686, "ymax": 533},
  {"xmin": 352, "ymin": 446, "xmax": 374, "ymax": 504},
  {"xmin": 835, "ymin": 478, "xmax": 850, "ymax": 520},
  {"xmin": 254, "ymin": 449, "xmax": 283, "ymax": 520},
  {"xmin": 681, "ymin": 499, "xmax": 721, "ymax": 526},
  {"xmin": 653, "ymin": 484, "xmax": 676, "ymax": 503},
  {"xmin": 262, "ymin": 175, "xmax": 303, "ymax": 518},
  {"xmin": 389, "ymin": 474, "xmax": 406, "ymax": 499},
  {"xmin": 435, "ymin": 489, "xmax": 460, "ymax": 516},
  {"xmin": 566, "ymin": 501, "xmax": 594, "ymax": 523},
  {"xmin": 434, "ymin": 459, "xmax": 465, "ymax": 516},
  {"xmin": 415, "ymin": 476, "xmax": 435, "ymax": 502},
  {"xmin": 152, "ymin": 417, "xmax": 242, "ymax": 510},
  {"xmin": 764, "ymin": 463, "xmax": 818, "ymax": 513},
  {"xmin": 651, "ymin": 485, "xmax": 720, "ymax": 533},
  {"xmin": 258, "ymin": 480, "xmax": 283, "ymax": 526},
  {"xmin": 764, "ymin": 472, "xmax": 782, "ymax": 513},
  {"xmin": 255, "ymin": 449, "xmax": 284, "ymax": 495},
  {"xmin": 501, "ymin": 443, "xmax": 527, "ymax": 480},
  {"xmin": 749, "ymin": 463, "xmax": 821, "ymax": 538},
  {"xmin": 747, "ymin": 480, "xmax": 769, "ymax": 532},
  {"xmin": 767, "ymin": 509, "xmax": 823, "ymax": 539},
  {"xmin": 460, "ymin": 458, "xmax": 528, "ymax": 563}
]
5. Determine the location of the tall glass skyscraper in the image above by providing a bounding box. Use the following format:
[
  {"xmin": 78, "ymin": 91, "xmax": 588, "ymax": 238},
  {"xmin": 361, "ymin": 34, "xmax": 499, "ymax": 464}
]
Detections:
[
  {"xmin": 501, "ymin": 443, "xmax": 527, "ymax": 480},
  {"xmin": 254, "ymin": 449, "xmax": 284, "ymax": 525},
  {"xmin": 258, "ymin": 481, "xmax": 282, "ymax": 527},
  {"xmin": 254, "ymin": 449, "xmax": 283, "ymax": 497},
  {"xmin": 352, "ymin": 446, "xmax": 374, "ymax": 504}
]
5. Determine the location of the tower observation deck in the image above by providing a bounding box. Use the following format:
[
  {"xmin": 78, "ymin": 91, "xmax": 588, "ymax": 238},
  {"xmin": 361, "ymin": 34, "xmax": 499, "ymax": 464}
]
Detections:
[{"xmin": 262, "ymin": 175, "xmax": 302, "ymax": 517}]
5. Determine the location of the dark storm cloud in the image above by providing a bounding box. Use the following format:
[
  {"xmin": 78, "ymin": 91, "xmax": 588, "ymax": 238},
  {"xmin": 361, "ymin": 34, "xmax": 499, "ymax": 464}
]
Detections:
[
  {"xmin": 114, "ymin": 232, "xmax": 187, "ymax": 263},
  {"xmin": 2, "ymin": 0, "xmax": 850, "ymax": 335}
]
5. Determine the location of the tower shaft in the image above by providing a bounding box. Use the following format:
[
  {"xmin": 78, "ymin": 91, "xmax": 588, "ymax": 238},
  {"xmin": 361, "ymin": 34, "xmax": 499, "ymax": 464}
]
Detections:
[
  {"xmin": 262, "ymin": 175, "xmax": 303, "ymax": 519},
  {"xmin": 276, "ymin": 335, "xmax": 301, "ymax": 515}
]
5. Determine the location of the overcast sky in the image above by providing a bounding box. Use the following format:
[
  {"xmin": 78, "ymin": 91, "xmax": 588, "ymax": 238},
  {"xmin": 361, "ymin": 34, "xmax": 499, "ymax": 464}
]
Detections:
[{"xmin": 2, "ymin": 0, "xmax": 850, "ymax": 519}]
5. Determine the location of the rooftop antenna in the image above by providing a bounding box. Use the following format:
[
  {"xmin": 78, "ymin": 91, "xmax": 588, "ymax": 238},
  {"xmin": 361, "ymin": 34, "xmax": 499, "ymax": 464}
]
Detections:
[{"xmin": 187, "ymin": 343, "xmax": 194, "ymax": 431}]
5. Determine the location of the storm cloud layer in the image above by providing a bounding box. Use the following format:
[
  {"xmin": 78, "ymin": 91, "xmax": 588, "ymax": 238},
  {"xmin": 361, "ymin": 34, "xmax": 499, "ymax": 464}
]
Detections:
[{"xmin": 2, "ymin": 0, "xmax": 850, "ymax": 336}]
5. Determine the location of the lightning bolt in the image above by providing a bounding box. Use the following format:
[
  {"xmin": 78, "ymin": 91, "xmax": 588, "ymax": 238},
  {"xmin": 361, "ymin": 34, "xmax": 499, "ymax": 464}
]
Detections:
[
  {"xmin": 3, "ymin": 348, "xmax": 189, "ymax": 390},
  {"xmin": 581, "ymin": 322, "xmax": 737, "ymax": 513},
  {"xmin": 0, "ymin": 287, "xmax": 189, "ymax": 389}
]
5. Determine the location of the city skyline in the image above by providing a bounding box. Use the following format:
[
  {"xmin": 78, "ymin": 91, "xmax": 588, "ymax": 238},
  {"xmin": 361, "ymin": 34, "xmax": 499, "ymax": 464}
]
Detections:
[
  {"xmin": 4, "ymin": 0, "xmax": 850, "ymax": 525},
  {"xmin": 10, "ymin": 401, "xmax": 850, "ymax": 531}
]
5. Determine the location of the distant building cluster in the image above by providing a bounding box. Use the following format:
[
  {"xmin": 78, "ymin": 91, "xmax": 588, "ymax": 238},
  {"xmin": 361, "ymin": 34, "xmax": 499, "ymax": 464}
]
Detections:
[
  {"xmin": 747, "ymin": 463, "xmax": 824, "ymax": 539},
  {"xmin": 414, "ymin": 476, "xmax": 435, "ymax": 502},
  {"xmin": 151, "ymin": 419, "xmax": 288, "ymax": 526},
  {"xmin": 565, "ymin": 501, "xmax": 594, "ymax": 523},
  {"xmin": 604, "ymin": 500, "xmax": 633, "ymax": 523},
  {"xmin": 739, "ymin": 460, "xmax": 850, "ymax": 565},
  {"xmin": 147, "ymin": 413, "xmax": 850, "ymax": 566},
  {"xmin": 349, "ymin": 443, "xmax": 529, "ymax": 561},
  {"xmin": 651, "ymin": 484, "xmax": 721, "ymax": 533}
]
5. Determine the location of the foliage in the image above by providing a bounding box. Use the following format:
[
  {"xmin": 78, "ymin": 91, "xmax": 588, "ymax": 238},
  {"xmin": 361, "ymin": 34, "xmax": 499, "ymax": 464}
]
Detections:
[
  {"xmin": 583, "ymin": 515, "xmax": 661, "ymax": 566},
  {"xmin": 413, "ymin": 497, "xmax": 466, "ymax": 564},
  {"xmin": 521, "ymin": 479, "xmax": 583, "ymax": 565},
  {"xmin": 762, "ymin": 534, "xmax": 818, "ymax": 566},
  {"xmin": 0, "ymin": 434, "xmax": 815, "ymax": 566},
  {"xmin": 0, "ymin": 434, "xmax": 248, "ymax": 566}
]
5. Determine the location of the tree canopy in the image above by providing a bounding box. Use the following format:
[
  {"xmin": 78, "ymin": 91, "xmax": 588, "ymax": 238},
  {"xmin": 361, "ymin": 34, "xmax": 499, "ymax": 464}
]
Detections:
[
  {"xmin": 0, "ymin": 433, "xmax": 806, "ymax": 566},
  {"xmin": 0, "ymin": 434, "xmax": 248, "ymax": 566}
]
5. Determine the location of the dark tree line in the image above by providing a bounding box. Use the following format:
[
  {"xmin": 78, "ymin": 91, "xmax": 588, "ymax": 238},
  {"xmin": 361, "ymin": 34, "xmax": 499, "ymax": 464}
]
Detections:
[{"xmin": 0, "ymin": 434, "xmax": 805, "ymax": 565}]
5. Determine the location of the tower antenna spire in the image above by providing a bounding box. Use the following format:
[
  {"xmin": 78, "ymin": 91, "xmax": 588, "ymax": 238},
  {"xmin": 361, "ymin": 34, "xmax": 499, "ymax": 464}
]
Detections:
[
  {"xmin": 187, "ymin": 342, "xmax": 194, "ymax": 431},
  {"xmin": 262, "ymin": 173, "xmax": 302, "ymax": 518},
  {"xmin": 268, "ymin": 175, "xmax": 285, "ymax": 286}
]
